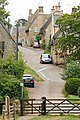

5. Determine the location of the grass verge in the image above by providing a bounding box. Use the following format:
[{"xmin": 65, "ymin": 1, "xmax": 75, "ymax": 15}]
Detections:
[
  {"xmin": 29, "ymin": 115, "xmax": 80, "ymax": 120},
  {"xmin": 24, "ymin": 65, "xmax": 43, "ymax": 82}
]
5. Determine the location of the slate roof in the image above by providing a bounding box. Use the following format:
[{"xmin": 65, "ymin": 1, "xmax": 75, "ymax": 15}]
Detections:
[
  {"xmin": 39, "ymin": 14, "xmax": 52, "ymax": 34},
  {"xmin": 0, "ymin": 21, "xmax": 15, "ymax": 43},
  {"xmin": 25, "ymin": 9, "xmax": 39, "ymax": 32},
  {"xmin": 50, "ymin": 29, "xmax": 61, "ymax": 45}
]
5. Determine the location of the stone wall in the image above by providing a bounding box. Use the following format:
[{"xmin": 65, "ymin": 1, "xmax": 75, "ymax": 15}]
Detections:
[{"xmin": 0, "ymin": 23, "xmax": 16, "ymax": 59}]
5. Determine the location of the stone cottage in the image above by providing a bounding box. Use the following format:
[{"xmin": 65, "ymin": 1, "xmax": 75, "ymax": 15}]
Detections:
[
  {"xmin": 25, "ymin": 6, "xmax": 50, "ymax": 46},
  {"xmin": 50, "ymin": 6, "xmax": 77, "ymax": 65},
  {"xmin": 25, "ymin": 2, "xmax": 63, "ymax": 47},
  {"xmin": 39, "ymin": 2, "xmax": 63, "ymax": 47},
  {"xmin": 0, "ymin": 21, "xmax": 16, "ymax": 59}
]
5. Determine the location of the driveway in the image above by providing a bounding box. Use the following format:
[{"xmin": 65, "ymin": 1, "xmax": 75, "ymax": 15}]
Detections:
[{"xmin": 19, "ymin": 46, "xmax": 65, "ymax": 99}]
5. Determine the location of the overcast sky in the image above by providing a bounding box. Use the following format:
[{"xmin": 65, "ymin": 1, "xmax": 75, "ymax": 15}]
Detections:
[{"xmin": 6, "ymin": 0, "xmax": 80, "ymax": 25}]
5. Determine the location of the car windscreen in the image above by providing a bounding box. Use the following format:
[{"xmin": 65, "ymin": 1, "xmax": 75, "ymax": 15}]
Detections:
[
  {"xmin": 22, "ymin": 76, "xmax": 33, "ymax": 80},
  {"xmin": 42, "ymin": 55, "xmax": 50, "ymax": 58}
]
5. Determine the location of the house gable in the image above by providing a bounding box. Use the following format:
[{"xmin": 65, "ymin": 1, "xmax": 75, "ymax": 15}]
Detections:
[{"xmin": 0, "ymin": 21, "xmax": 16, "ymax": 58}]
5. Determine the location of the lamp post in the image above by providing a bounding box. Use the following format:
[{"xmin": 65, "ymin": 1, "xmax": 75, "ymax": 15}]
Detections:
[
  {"xmin": 20, "ymin": 82, "xmax": 24, "ymax": 98},
  {"xmin": 16, "ymin": 22, "xmax": 19, "ymax": 60}
]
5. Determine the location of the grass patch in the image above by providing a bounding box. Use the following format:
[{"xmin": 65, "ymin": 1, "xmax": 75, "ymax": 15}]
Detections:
[
  {"xmin": 63, "ymin": 88, "xmax": 80, "ymax": 103},
  {"xmin": 29, "ymin": 115, "xmax": 80, "ymax": 120},
  {"xmin": 24, "ymin": 65, "xmax": 43, "ymax": 82}
]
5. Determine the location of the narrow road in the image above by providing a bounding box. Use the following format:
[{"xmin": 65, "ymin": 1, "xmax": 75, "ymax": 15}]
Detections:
[{"xmin": 19, "ymin": 46, "xmax": 65, "ymax": 99}]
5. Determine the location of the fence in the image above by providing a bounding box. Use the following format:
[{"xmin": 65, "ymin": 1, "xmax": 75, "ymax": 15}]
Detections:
[
  {"xmin": 20, "ymin": 97, "xmax": 80, "ymax": 115},
  {"xmin": 2, "ymin": 96, "xmax": 16, "ymax": 120}
]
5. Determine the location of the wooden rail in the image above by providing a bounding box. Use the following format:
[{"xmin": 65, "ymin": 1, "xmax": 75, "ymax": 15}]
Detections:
[
  {"xmin": 2, "ymin": 104, "xmax": 16, "ymax": 120},
  {"xmin": 1, "ymin": 96, "xmax": 16, "ymax": 120},
  {"xmin": 20, "ymin": 97, "xmax": 80, "ymax": 115}
]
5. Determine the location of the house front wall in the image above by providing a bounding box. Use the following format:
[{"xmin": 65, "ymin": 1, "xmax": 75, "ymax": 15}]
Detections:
[
  {"xmin": 26, "ymin": 14, "xmax": 49, "ymax": 46},
  {"xmin": 51, "ymin": 46, "xmax": 64, "ymax": 65},
  {"xmin": 45, "ymin": 22, "xmax": 52, "ymax": 46},
  {"xmin": 0, "ymin": 24, "xmax": 16, "ymax": 59}
]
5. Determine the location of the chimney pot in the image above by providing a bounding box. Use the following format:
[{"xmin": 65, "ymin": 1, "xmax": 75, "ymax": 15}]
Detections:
[{"xmin": 39, "ymin": 6, "xmax": 43, "ymax": 13}]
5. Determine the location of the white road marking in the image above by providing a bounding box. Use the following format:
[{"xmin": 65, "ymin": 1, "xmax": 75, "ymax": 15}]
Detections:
[
  {"xmin": 37, "ymin": 67, "xmax": 51, "ymax": 80},
  {"xmin": 39, "ymin": 72, "xmax": 50, "ymax": 81},
  {"xmin": 38, "ymin": 66, "xmax": 51, "ymax": 72}
]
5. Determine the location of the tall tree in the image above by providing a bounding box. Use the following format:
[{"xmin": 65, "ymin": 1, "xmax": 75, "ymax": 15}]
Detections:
[
  {"xmin": 56, "ymin": 5, "xmax": 80, "ymax": 61},
  {"xmin": 0, "ymin": 0, "xmax": 10, "ymax": 24}
]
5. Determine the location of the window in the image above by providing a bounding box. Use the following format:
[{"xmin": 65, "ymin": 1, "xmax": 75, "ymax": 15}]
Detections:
[
  {"xmin": 34, "ymin": 27, "xmax": 38, "ymax": 33},
  {"xmin": 53, "ymin": 15, "xmax": 59, "ymax": 26},
  {"xmin": 0, "ymin": 41, "xmax": 4, "ymax": 58}
]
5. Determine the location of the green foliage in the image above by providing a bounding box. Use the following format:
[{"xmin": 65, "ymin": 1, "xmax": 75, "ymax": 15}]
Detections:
[
  {"xmin": 56, "ymin": 5, "xmax": 80, "ymax": 61},
  {"xmin": 0, "ymin": 0, "xmax": 10, "ymax": 24},
  {"xmin": 77, "ymin": 87, "xmax": 80, "ymax": 97},
  {"xmin": 65, "ymin": 78, "xmax": 80, "ymax": 95},
  {"xmin": 0, "ymin": 55, "xmax": 25, "ymax": 79},
  {"xmin": 62, "ymin": 60, "xmax": 80, "ymax": 80},
  {"xmin": 35, "ymin": 35, "xmax": 41, "ymax": 43},
  {"xmin": 0, "ymin": 73, "xmax": 21, "ymax": 101},
  {"xmin": 0, "ymin": 54, "xmax": 28, "ymax": 101}
]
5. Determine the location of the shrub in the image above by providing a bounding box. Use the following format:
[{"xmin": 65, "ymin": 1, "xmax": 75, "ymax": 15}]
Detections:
[
  {"xmin": 65, "ymin": 78, "xmax": 80, "ymax": 95},
  {"xmin": 0, "ymin": 73, "xmax": 28, "ymax": 101},
  {"xmin": 0, "ymin": 55, "xmax": 25, "ymax": 79},
  {"xmin": 77, "ymin": 87, "xmax": 80, "ymax": 97},
  {"xmin": 62, "ymin": 60, "xmax": 80, "ymax": 80}
]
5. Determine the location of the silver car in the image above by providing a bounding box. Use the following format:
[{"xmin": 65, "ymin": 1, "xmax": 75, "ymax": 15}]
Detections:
[{"xmin": 40, "ymin": 54, "xmax": 52, "ymax": 64}]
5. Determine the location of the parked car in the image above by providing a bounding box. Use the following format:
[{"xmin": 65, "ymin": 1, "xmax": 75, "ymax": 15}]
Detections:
[
  {"xmin": 33, "ymin": 42, "xmax": 40, "ymax": 48},
  {"xmin": 22, "ymin": 74, "xmax": 34, "ymax": 87},
  {"xmin": 40, "ymin": 54, "xmax": 52, "ymax": 64}
]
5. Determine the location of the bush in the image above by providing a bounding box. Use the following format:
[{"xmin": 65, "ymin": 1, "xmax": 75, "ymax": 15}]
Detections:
[
  {"xmin": 65, "ymin": 78, "xmax": 80, "ymax": 95},
  {"xmin": 0, "ymin": 54, "xmax": 25, "ymax": 79},
  {"xmin": 77, "ymin": 87, "xmax": 80, "ymax": 97},
  {"xmin": 62, "ymin": 60, "xmax": 80, "ymax": 80},
  {"xmin": 0, "ymin": 73, "xmax": 28, "ymax": 101}
]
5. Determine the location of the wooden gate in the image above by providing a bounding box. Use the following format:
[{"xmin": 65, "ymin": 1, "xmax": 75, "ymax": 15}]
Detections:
[{"xmin": 20, "ymin": 97, "xmax": 80, "ymax": 116}]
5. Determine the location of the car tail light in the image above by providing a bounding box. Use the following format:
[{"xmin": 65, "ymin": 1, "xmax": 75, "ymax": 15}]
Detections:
[{"xmin": 31, "ymin": 80, "xmax": 34, "ymax": 83}]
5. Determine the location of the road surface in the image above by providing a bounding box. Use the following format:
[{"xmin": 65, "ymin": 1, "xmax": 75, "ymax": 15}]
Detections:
[{"xmin": 19, "ymin": 46, "xmax": 65, "ymax": 99}]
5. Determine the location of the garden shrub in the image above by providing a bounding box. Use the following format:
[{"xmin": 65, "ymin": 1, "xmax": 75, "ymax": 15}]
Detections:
[
  {"xmin": 0, "ymin": 55, "xmax": 25, "ymax": 79},
  {"xmin": 62, "ymin": 60, "xmax": 80, "ymax": 80},
  {"xmin": 65, "ymin": 78, "xmax": 80, "ymax": 95},
  {"xmin": 77, "ymin": 87, "xmax": 80, "ymax": 97},
  {"xmin": 0, "ymin": 73, "xmax": 28, "ymax": 102}
]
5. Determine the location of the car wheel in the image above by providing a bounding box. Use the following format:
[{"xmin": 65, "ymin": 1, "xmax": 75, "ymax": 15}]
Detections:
[{"xmin": 32, "ymin": 84, "xmax": 34, "ymax": 88}]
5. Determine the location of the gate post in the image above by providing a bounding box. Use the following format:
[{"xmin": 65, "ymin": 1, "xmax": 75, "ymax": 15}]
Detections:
[
  {"xmin": 41, "ymin": 97, "xmax": 46, "ymax": 115},
  {"xmin": 20, "ymin": 97, "xmax": 24, "ymax": 116}
]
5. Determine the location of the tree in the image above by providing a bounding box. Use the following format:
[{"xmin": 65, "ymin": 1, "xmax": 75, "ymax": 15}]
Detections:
[
  {"xmin": 56, "ymin": 5, "xmax": 80, "ymax": 61},
  {"xmin": 0, "ymin": 0, "xmax": 10, "ymax": 24}
]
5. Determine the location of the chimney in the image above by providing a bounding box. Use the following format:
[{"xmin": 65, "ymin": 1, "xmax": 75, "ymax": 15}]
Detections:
[
  {"xmin": 29, "ymin": 9, "xmax": 32, "ymax": 17},
  {"xmin": 38, "ymin": 6, "xmax": 43, "ymax": 13},
  {"xmin": 72, "ymin": 6, "xmax": 77, "ymax": 13},
  {"xmin": 55, "ymin": 2, "xmax": 61, "ymax": 11},
  {"xmin": 51, "ymin": 6, "xmax": 55, "ymax": 13}
]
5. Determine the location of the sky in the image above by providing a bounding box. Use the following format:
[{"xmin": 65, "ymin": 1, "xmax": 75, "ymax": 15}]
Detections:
[{"xmin": 6, "ymin": 0, "xmax": 80, "ymax": 25}]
